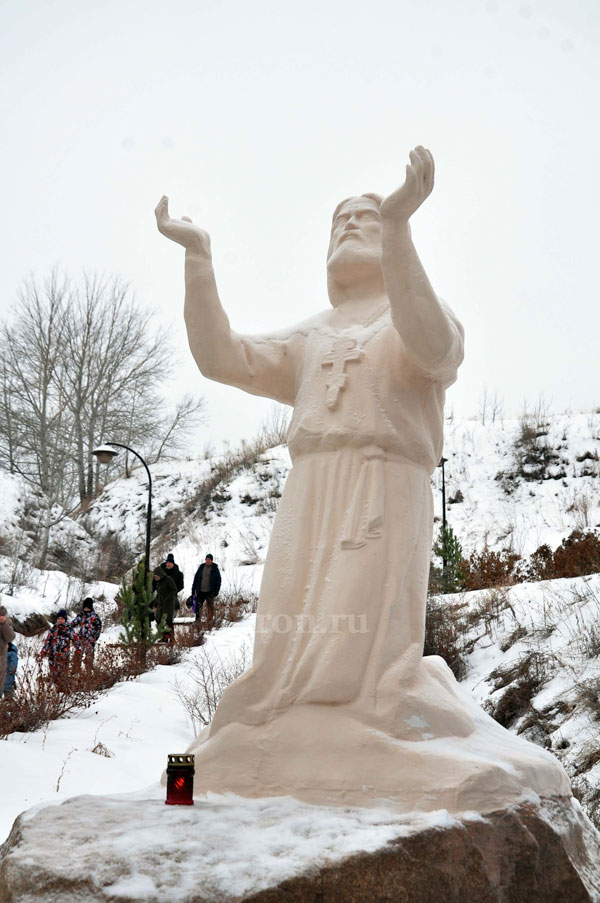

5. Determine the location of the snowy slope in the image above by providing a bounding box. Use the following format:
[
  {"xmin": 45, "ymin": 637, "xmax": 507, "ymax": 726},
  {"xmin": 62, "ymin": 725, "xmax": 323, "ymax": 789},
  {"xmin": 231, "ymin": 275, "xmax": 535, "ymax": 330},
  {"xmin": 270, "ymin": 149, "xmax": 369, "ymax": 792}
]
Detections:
[
  {"xmin": 449, "ymin": 573, "xmax": 600, "ymax": 823},
  {"xmin": 0, "ymin": 569, "xmax": 118, "ymax": 622},
  {"xmin": 1, "ymin": 412, "xmax": 600, "ymax": 854},
  {"xmin": 80, "ymin": 413, "xmax": 600, "ymax": 578},
  {"xmin": 440, "ymin": 412, "xmax": 600, "ymax": 556},
  {"xmin": 0, "ymin": 616, "xmax": 256, "ymax": 843},
  {"xmin": 81, "ymin": 445, "xmax": 291, "ymax": 602},
  {"xmin": 1, "ymin": 413, "xmax": 598, "ymax": 595}
]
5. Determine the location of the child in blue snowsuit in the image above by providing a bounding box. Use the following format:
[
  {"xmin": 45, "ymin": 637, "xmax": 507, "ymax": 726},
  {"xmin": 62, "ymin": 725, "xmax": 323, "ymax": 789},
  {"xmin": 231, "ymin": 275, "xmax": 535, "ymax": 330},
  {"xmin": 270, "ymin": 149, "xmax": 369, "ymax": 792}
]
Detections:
[{"xmin": 3, "ymin": 642, "xmax": 17, "ymax": 697}]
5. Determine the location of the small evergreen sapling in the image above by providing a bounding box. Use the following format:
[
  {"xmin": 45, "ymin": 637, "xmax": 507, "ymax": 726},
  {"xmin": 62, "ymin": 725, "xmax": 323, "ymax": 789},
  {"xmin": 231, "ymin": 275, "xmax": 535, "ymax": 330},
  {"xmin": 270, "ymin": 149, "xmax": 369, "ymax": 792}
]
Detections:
[
  {"xmin": 432, "ymin": 523, "xmax": 465, "ymax": 594},
  {"xmin": 119, "ymin": 559, "xmax": 166, "ymax": 659}
]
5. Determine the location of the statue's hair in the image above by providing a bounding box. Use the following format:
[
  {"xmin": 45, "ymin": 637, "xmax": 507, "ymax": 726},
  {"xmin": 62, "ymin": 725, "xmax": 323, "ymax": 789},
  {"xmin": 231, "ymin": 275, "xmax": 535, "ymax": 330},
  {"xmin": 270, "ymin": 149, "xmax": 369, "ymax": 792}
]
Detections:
[{"xmin": 330, "ymin": 193, "xmax": 384, "ymax": 232}]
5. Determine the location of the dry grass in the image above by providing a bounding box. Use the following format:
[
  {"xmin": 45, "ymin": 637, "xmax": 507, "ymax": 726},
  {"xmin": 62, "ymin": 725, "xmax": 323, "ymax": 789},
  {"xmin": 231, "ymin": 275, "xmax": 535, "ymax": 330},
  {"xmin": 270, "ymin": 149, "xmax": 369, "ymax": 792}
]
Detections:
[
  {"xmin": 172, "ymin": 640, "xmax": 252, "ymax": 735},
  {"xmin": 423, "ymin": 596, "xmax": 466, "ymax": 680},
  {"xmin": 0, "ymin": 644, "xmax": 145, "ymax": 739},
  {"xmin": 486, "ymin": 652, "xmax": 546, "ymax": 730}
]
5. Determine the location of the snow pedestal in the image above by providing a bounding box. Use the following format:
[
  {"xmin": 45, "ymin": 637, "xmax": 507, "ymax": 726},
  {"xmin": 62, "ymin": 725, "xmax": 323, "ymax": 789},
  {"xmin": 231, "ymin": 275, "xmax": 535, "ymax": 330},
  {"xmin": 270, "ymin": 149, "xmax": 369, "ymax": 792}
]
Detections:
[{"xmin": 1, "ymin": 792, "xmax": 599, "ymax": 902}]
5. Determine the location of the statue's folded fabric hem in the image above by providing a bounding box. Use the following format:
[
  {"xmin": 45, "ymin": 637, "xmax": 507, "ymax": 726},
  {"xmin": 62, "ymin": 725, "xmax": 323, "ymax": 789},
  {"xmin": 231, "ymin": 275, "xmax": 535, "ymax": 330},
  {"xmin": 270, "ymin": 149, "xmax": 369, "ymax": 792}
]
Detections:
[{"xmin": 182, "ymin": 655, "xmax": 571, "ymax": 814}]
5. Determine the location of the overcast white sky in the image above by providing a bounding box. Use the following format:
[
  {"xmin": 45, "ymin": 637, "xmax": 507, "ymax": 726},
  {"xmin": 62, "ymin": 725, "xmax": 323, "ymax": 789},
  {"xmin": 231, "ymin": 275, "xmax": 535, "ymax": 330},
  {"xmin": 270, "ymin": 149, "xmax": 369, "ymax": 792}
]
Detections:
[{"xmin": 1, "ymin": 0, "xmax": 598, "ymax": 445}]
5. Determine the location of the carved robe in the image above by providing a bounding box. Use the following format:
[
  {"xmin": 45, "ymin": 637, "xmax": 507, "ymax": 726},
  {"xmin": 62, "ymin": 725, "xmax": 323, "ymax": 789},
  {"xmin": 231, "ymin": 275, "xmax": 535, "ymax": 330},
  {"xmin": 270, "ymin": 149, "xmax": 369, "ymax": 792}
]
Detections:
[
  {"xmin": 184, "ymin": 300, "xmax": 571, "ymax": 811},
  {"xmin": 206, "ymin": 301, "xmax": 465, "ymax": 734}
]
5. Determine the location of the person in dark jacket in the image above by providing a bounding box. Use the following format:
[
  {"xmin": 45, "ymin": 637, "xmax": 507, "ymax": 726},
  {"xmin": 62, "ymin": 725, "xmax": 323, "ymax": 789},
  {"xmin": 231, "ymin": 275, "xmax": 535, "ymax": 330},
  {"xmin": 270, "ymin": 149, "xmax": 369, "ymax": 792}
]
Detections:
[
  {"xmin": 191, "ymin": 554, "xmax": 222, "ymax": 625},
  {"xmin": 160, "ymin": 553, "xmax": 184, "ymax": 593},
  {"xmin": 152, "ymin": 565, "xmax": 178, "ymax": 642},
  {"xmin": 3, "ymin": 642, "xmax": 18, "ymax": 697},
  {"xmin": 71, "ymin": 598, "xmax": 102, "ymax": 669},
  {"xmin": 40, "ymin": 610, "xmax": 78, "ymax": 690}
]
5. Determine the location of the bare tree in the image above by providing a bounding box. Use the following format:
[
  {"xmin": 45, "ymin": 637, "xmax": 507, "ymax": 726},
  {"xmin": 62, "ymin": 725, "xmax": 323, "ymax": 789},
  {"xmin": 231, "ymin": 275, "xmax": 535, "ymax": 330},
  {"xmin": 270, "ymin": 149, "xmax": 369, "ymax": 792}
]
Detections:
[
  {"xmin": 172, "ymin": 641, "xmax": 252, "ymax": 734},
  {"xmin": 489, "ymin": 391, "xmax": 504, "ymax": 425},
  {"xmin": 0, "ymin": 272, "xmax": 76, "ymax": 566},
  {"xmin": 60, "ymin": 273, "xmax": 168, "ymax": 500},
  {"xmin": 151, "ymin": 394, "xmax": 206, "ymax": 463},
  {"xmin": 0, "ymin": 270, "xmax": 206, "ymax": 567},
  {"xmin": 480, "ymin": 386, "xmax": 488, "ymax": 426},
  {"xmin": 0, "ymin": 361, "xmax": 18, "ymax": 474}
]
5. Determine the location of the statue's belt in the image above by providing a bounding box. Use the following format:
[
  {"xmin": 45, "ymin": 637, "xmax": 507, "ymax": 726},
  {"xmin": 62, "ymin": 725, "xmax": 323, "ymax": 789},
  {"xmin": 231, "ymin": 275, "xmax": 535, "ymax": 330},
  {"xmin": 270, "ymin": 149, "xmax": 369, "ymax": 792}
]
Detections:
[{"xmin": 341, "ymin": 445, "xmax": 386, "ymax": 550}]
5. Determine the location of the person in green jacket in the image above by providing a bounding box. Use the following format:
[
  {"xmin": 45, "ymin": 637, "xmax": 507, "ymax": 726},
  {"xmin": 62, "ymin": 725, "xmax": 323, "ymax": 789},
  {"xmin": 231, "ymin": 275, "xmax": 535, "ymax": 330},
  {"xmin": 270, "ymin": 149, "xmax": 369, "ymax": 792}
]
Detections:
[{"xmin": 152, "ymin": 565, "xmax": 178, "ymax": 643}]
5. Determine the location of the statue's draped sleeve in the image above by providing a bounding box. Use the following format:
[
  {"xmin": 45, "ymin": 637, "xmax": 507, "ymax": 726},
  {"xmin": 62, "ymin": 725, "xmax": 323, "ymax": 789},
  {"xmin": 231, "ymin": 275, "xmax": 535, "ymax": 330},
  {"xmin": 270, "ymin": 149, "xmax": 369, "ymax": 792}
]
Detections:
[
  {"xmin": 397, "ymin": 298, "xmax": 464, "ymax": 388},
  {"xmin": 206, "ymin": 326, "xmax": 308, "ymax": 408},
  {"xmin": 426, "ymin": 300, "xmax": 465, "ymax": 387}
]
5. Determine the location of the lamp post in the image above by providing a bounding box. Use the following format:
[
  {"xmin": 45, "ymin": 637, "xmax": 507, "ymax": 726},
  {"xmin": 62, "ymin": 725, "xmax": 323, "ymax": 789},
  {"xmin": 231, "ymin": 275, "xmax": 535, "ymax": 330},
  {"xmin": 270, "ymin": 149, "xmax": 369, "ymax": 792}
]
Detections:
[
  {"xmin": 438, "ymin": 456, "xmax": 448, "ymax": 574},
  {"xmin": 92, "ymin": 442, "xmax": 152, "ymax": 576}
]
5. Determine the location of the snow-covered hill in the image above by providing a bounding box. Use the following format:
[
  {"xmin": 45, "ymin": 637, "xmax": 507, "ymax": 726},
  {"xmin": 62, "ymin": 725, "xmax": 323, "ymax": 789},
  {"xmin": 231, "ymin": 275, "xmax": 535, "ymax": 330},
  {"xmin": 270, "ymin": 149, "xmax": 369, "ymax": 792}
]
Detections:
[
  {"xmin": 448, "ymin": 572, "xmax": 600, "ymax": 827},
  {"xmin": 81, "ymin": 443, "xmax": 291, "ymax": 601},
  {"xmin": 1, "ymin": 412, "xmax": 598, "ymax": 595},
  {"xmin": 1, "ymin": 410, "xmax": 600, "ymax": 847},
  {"xmin": 80, "ymin": 410, "xmax": 600, "ymax": 579},
  {"xmin": 441, "ymin": 411, "xmax": 600, "ymax": 556}
]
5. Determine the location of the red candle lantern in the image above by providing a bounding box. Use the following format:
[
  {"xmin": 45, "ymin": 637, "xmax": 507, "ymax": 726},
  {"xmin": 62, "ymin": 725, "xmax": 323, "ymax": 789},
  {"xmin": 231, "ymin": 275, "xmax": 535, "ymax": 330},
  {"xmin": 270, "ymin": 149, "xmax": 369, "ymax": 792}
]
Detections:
[{"xmin": 165, "ymin": 753, "xmax": 195, "ymax": 805}]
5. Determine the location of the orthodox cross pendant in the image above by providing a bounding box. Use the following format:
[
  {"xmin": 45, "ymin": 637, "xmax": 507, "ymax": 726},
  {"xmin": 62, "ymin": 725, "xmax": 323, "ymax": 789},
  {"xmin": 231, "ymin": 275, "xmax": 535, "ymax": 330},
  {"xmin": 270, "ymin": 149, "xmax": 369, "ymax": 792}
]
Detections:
[{"xmin": 321, "ymin": 336, "xmax": 362, "ymax": 410}]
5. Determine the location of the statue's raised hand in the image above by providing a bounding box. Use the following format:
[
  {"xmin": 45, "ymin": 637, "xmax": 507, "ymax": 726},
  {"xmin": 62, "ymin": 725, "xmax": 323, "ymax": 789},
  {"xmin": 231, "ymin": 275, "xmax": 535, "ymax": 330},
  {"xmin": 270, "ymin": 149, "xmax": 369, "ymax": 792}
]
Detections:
[
  {"xmin": 155, "ymin": 196, "xmax": 211, "ymax": 258},
  {"xmin": 380, "ymin": 146, "xmax": 434, "ymax": 226}
]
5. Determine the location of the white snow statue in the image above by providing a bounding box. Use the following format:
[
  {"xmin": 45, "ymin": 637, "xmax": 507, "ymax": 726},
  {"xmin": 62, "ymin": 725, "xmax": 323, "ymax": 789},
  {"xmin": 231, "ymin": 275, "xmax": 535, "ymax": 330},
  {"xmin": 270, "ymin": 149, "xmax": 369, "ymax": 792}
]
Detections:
[{"xmin": 155, "ymin": 148, "xmax": 570, "ymax": 812}]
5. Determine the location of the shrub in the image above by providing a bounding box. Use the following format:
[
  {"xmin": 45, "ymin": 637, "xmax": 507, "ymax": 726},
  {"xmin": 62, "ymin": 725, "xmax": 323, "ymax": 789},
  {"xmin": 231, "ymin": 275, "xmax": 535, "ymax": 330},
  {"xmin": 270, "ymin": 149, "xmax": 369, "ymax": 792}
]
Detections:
[
  {"xmin": 172, "ymin": 641, "xmax": 252, "ymax": 734},
  {"xmin": 461, "ymin": 548, "xmax": 521, "ymax": 591},
  {"xmin": 0, "ymin": 644, "xmax": 145, "ymax": 739},
  {"xmin": 148, "ymin": 643, "xmax": 184, "ymax": 667},
  {"xmin": 458, "ymin": 530, "xmax": 600, "ymax": 591},
  {"xmin": 174, "ymin": 622, "xmax": 206, "ymax": 648},
  {"xmin": 423, "ymin": 596, "xmax": 466, "ymax": 679},
  {"xmin": 486, "ymin": 652, "xmax": 545, "ymax": 730},
  {"xmin": 552, "ymin": 530, "xmax": 600, "ymax": 578},
  {"xmin": 211, "ymin": 591, "xmax": 257, "ymax": 630},
  {"xmin": 525, "ymin": 530, "xmax": 600, "ymax": 581}
]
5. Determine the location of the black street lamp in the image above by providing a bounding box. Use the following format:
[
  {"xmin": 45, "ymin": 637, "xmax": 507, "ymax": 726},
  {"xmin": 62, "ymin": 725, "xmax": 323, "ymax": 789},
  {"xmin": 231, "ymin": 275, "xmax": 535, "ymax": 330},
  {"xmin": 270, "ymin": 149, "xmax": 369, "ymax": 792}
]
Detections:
[
  {"xmin": 438, "ymin": 456, "xmax": 448, "ymax": 531},
  {"xmin": 92, "ymin": 442, "xmax": 152, "ymax": 577},
  {"xmin": 438, "ymin": 456, "xmax": 448, "ymax": 573}
]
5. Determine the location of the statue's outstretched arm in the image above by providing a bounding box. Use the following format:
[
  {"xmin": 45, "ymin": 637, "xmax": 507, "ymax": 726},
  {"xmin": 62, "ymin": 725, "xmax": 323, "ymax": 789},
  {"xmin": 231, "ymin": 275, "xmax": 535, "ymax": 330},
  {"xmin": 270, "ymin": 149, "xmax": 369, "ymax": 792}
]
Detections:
[
  {"xmin": 380, "ymin": 148, "xmax": 461, "ymax": 375},
  {"xmin": 155, "ymin": 196, "xmax": 241, "ymax": 380},
  {"xmin": 155, "ymin": 197, "xmax": 297, "ymax": 403}
]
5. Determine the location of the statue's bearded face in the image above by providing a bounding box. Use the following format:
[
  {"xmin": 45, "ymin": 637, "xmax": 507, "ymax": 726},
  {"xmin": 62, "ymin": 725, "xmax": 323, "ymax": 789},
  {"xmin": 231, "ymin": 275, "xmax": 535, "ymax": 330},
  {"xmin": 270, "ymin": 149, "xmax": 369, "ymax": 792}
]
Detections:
[{"xmin": 327, "ymin": 197, "xmax": 383, "ymax": 280}]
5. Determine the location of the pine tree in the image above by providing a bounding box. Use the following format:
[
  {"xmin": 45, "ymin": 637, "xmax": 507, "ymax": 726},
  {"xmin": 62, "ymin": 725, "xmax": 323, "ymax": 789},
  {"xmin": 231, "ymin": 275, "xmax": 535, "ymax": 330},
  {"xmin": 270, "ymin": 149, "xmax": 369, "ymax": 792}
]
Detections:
[
  {"xmin": 432, "ymin": 523, "xmax": 465, "ymax": 594},
  {"xmin": 119, "ymin": 559, "xmax": 165, "ymax": 661}
]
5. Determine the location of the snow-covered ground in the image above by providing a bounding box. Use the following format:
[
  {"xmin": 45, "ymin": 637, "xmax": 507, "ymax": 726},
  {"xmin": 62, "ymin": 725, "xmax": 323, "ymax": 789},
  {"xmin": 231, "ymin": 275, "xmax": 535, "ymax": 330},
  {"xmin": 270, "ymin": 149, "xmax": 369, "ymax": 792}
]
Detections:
[
  {"xmin": 0, "ymin": 616, "xmax": 255, "ymax": 843},
  {"xmin": 2, "ymin": 572, "xmax": 600, "ymax": 847}
]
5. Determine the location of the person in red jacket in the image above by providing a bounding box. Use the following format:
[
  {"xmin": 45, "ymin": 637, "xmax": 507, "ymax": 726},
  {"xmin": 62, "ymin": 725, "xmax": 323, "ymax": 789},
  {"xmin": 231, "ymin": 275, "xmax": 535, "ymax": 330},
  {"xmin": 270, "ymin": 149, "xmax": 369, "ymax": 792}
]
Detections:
[
  {"xmin": 71, "ymin": 598, "xmax": 102, "ymax": 670},
  {"xmin": 40, "ymin": 610, "xmax": 78, "ymax": 691}
]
